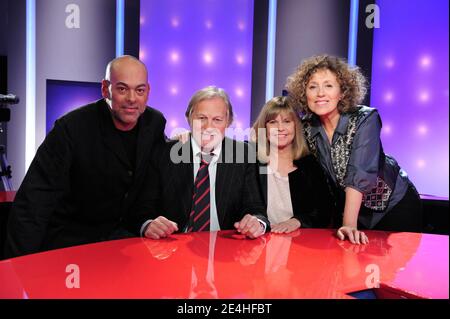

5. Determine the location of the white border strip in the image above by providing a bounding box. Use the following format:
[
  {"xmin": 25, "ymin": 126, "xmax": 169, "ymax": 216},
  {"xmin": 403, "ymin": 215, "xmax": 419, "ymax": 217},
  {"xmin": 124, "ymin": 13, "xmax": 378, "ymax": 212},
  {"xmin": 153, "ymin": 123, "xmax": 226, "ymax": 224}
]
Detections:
[
  {"xmin": 25, "ymin": 0, "xmax": 36, "ymax": 170},
  {"xmin": 348, "ymin": 0, "xmax": 359, "ymax": 66},
  {"xmin": 265, "ymin": 0, "xmax": 277, "ymax": 102},
  {"xmin": 116, "ymin": 0, "xmax": 125, "ymax": 57}
]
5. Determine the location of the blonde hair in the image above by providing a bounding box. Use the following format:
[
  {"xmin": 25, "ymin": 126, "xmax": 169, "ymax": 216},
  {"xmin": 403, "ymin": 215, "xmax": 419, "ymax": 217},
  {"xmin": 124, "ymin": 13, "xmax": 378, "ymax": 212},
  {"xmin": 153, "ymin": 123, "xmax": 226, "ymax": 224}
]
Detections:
[{"xmin": 251, "ymin": 96, "xmax": 309, "ymax": 163}]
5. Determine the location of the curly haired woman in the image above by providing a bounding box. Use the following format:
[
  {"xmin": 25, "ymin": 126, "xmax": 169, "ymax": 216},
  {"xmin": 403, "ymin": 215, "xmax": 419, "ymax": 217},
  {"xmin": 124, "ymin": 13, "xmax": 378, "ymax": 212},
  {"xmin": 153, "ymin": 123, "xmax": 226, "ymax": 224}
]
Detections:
[{"xmin": 286, "ymin": 55, "xmax": 422, "ymax": 244}]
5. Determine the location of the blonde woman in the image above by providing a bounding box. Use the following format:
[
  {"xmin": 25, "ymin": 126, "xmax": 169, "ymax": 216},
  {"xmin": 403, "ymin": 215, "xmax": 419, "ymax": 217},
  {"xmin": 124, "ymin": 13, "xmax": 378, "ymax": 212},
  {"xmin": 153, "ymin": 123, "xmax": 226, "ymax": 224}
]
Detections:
[{"xmin": 252, "ymin": 96, "xmax": 334, "ymax": 233}]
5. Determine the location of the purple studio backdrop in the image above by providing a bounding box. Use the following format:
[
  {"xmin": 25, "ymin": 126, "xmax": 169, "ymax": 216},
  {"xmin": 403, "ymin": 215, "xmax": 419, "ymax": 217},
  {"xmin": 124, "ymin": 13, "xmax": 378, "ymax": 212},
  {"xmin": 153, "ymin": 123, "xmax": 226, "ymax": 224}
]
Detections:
[{"xmin": 45, "ymin": 0, "xmax": 448, "ymax": 197}]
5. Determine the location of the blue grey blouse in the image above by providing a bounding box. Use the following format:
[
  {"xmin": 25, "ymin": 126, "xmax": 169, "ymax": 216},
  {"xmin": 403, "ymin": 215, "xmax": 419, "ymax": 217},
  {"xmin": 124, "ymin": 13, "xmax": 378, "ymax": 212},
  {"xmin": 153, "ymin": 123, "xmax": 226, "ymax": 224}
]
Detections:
[{"xmin": 303, "ymin": 107, "xmax": 410, "ymax": 228}]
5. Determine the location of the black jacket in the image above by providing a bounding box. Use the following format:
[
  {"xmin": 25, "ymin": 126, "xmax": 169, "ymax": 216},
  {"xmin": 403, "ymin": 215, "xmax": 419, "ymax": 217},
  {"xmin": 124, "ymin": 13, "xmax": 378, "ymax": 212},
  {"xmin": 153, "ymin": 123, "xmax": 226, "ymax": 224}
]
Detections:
[
  {"xmin": 257, "ymin": 154, "xmax": 335, "ymax": 228},
  {"xmin": 152, "ymin": 137, "xmax": 269, "ymax": 231},
  {"xmin": 5, "ymin": 99, "xmax": 166, "ymax": 258}
]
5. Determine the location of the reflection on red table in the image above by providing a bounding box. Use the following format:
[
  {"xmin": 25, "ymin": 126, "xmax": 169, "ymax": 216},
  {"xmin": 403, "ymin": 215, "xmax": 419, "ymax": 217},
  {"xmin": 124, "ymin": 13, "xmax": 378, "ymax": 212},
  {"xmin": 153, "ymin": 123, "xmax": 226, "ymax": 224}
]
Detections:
[
  {"xmin": 0, "ymin": 191, "xmax": 16, "ymax": 203},
  {"xmin": 0, "ymin": 229, "xmax": 448, "ymax": 299}
]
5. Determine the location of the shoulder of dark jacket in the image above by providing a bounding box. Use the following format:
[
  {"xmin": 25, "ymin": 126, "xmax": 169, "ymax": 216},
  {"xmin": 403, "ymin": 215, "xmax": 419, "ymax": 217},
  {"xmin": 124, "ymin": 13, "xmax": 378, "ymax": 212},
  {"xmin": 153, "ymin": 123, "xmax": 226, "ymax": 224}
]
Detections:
[
  {"xmin": 293, "ymin": 153, "xmax": 317, "ymax": 167},
  {"xmin": 292, "ymin": 154, "xmax": 321, "ymax": 175},
  {"xmin": 351, "ymin": 105, "xmax": 379, "ymax": 124},
  {"xmin": 142, "ymin": 105, "xmax": 167, "ymax": 125},
  {"xmin": 57, "ymin": 99, "xmax": 103, "ymax": 124}
]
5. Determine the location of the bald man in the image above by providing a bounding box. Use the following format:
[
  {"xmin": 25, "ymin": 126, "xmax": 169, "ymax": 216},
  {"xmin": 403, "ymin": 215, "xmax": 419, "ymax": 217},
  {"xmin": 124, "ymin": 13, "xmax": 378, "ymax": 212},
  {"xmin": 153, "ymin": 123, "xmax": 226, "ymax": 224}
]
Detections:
[{"xmin": 5, "ymin": 56, "xmax": 166, "ymax": 258}]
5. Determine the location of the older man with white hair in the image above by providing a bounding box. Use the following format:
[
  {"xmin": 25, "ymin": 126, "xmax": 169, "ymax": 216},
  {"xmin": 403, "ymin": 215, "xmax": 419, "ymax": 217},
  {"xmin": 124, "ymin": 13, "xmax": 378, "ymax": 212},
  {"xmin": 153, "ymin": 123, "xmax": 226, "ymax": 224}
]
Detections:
[{"xmin": 143, "ymin": 86, "xmax": 268, "ymax": 240}]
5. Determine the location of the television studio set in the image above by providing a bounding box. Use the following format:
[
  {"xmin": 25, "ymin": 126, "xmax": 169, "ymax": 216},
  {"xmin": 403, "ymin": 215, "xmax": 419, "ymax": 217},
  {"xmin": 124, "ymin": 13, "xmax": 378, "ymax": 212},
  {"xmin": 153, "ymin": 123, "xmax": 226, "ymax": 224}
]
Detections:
[{"xmin": 0, "ymin": 0, "xmax": 448, "ymax": 308}]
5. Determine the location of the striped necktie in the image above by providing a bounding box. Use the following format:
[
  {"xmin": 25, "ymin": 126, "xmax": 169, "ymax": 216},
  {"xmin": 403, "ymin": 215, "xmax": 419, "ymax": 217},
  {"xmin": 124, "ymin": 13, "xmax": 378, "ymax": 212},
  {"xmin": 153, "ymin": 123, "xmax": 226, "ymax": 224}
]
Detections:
[{"xmin": 187, "ymin": 154, "xmax": 212, "ymax": 232}]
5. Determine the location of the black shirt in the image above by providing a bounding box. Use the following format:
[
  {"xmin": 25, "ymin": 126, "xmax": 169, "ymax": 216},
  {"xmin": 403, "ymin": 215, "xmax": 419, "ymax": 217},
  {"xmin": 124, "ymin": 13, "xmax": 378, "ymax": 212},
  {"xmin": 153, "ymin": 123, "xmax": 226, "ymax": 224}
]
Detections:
[{"xmin": 116, "ymin": 121, "xmax": 139, "ymax": 169}]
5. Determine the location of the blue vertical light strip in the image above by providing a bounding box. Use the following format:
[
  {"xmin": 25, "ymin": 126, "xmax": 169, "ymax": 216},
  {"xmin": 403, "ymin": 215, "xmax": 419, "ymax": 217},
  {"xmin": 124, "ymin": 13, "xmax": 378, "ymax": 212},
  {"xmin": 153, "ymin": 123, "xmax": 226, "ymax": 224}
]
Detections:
[
  {"xmin": 25, "ymin": 0, "xmax": 36, "ymax": 170},
  {"xmin": 265, "ymin": 0, "xmax": 277, "ymax": 102},
  {"xmin": 116, "ymin": 0, "xmax": 125, "ymax": 56},
  {"xmin": 348, "ymin": 0, "xmax": 359, "ymax": 66}
]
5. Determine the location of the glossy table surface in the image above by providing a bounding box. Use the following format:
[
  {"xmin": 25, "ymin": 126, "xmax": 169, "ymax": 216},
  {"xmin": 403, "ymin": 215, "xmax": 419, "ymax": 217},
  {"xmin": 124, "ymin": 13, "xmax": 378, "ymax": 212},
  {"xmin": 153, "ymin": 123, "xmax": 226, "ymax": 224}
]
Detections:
[
  {"xmin": 0, "ymin": 191, "xmax": 15, "ymax": 203},
  {"xmin": 0, "ymin": 229, "xmax": 448, "ymax": 299}
]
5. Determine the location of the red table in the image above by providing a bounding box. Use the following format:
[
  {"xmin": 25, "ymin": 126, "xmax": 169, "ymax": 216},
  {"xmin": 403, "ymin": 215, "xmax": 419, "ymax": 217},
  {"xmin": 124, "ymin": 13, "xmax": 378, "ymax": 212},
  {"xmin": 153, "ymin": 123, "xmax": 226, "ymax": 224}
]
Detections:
[
  {"xmin": 0, "ymin": 191, "xmax": 15, "ymax": 203},
  {"xmin": 0, "ymin": 229, "xmax": 447, "ymax": 299}
]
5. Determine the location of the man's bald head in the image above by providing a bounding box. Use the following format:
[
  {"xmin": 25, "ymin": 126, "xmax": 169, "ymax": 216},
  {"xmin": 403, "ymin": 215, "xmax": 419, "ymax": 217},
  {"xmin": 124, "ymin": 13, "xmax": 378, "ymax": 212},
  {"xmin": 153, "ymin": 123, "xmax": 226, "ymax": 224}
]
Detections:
[{"xmin": 104, "ymin": 55, "xmax": 148, "ymax": 82}]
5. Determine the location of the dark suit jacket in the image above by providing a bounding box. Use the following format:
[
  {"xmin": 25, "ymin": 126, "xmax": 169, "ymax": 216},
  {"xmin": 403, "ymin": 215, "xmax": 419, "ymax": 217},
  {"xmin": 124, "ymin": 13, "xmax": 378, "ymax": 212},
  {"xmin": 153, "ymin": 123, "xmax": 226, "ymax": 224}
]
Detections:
[
  {"xmin": 152, "ymin": 137, "xmax": 269, "ymax": 231},
  {"xmin": 5, "ymin": 99, "xmax": 166, "ymax": 258},
  {"xmin": 257, "ymin": 154, "xmax": 335, "ymax": 228}
]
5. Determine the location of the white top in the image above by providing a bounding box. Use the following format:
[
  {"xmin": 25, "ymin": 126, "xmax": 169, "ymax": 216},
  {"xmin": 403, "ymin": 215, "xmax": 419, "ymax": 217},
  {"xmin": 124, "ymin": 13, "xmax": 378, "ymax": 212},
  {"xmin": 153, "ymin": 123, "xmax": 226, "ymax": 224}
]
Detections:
[{"xmin": 267, "ymin": 166, "xmax": 294, "ymax": 224}]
